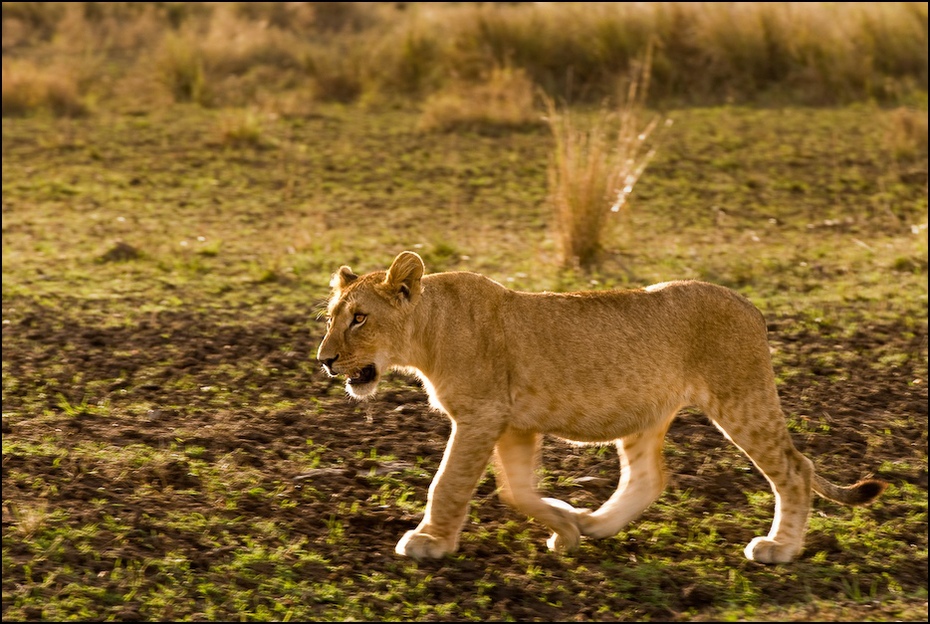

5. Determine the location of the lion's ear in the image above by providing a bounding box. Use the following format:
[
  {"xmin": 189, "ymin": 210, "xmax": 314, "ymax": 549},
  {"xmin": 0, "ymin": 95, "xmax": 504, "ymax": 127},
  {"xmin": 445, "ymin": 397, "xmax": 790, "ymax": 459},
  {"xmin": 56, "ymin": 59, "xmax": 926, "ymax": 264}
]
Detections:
[
  {"xmin": 330, "ymin": 266, "xmax": 358, "ymax": 292},
  {"xmin": 384, "ymin": 251, "xmax": 424, "ymax": 304}
]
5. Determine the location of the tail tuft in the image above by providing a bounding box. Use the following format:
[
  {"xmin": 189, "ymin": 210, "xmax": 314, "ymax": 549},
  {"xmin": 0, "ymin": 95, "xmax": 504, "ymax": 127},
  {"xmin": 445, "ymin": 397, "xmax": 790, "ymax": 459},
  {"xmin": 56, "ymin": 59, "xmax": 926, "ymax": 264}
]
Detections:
[
  {"xmin": 813, "ymin": 474, "xmax": 888, "ymax": 506},
  {"xmin": 847, "ymin": 479, "xmax": 889, "ymax": 505}
]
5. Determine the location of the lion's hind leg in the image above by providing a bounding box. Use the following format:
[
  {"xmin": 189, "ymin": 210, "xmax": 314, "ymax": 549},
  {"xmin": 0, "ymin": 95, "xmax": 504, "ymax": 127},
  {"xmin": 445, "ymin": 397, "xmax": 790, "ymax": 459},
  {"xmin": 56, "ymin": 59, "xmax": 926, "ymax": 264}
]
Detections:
[
  {"xmin": 493, "ymin": 426, "xmax": 583, "ymax": 553},
  {"xmin": 707, "ymin": 395, "xmax": 814, "ymax": 564},
  {"xmin": 576, "ymin": 418, "xmax": 673, "ymax": 540}
]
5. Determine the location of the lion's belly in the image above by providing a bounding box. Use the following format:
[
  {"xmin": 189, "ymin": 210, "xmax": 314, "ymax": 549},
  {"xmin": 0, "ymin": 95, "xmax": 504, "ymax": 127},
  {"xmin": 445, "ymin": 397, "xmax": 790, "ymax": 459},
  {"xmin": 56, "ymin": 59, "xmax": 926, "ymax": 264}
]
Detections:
[{"xmin": 509, "ymin": 381, "xmax": 689, "ymax": 443}]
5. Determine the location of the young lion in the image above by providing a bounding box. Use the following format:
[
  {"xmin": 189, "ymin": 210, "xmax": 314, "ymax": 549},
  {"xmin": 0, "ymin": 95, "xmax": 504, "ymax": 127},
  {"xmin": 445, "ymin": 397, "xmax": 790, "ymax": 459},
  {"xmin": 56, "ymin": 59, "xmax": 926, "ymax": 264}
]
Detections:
[{"xmin": 317, "ymin": 251, "xmax": 886, "ymax": 563}]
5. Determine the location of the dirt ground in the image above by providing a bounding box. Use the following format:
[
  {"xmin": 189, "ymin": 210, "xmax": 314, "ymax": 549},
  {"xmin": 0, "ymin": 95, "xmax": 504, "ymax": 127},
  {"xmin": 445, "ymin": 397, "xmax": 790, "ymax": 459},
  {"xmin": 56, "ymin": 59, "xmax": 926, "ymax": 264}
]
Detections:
[{"xmin": 2, "ymin": 294, "xmax": 927, "ymax": 620}]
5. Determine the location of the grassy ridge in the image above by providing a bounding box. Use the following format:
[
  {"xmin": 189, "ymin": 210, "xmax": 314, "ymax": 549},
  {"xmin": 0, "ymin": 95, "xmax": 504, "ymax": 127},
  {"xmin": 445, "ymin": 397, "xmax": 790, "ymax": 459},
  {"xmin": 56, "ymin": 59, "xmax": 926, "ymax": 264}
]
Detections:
[{"xmin": 1, "ymin": 1, "xmax": 927, "ymax": 116}]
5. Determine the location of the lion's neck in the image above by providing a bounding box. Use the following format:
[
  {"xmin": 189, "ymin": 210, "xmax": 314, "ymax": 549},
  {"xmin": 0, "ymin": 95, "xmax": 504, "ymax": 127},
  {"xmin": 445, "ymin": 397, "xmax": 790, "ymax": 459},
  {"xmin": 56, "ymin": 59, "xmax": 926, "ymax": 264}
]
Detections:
[
  {"xmin": 397, "ymin": 272, "xmax": 505, "ymax": 384},
  {"xmin": 402, "ymin": 280, "xmax": 450, "ymax": 375}
]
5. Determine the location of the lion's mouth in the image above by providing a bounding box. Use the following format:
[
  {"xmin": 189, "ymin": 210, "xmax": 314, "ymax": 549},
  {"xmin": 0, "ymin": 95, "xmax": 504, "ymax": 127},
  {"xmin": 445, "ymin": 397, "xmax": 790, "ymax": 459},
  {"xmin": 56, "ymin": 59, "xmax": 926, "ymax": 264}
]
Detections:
[{"xmin": 347, "ymin": 364, "xmax": 377, "ymax": 385}]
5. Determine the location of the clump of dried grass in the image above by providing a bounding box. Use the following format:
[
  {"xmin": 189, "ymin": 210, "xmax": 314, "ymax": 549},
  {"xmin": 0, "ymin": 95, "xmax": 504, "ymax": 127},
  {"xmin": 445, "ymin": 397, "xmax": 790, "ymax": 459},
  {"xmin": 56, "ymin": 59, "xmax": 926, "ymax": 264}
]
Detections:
[
  {"xmin": 418, "ymin": 66, "xmax": 542, "ymax": 133},
  {"xmin": 546, "ymin": 50, "xmax": 664, "ymax": 269},
  {"xmin": 155, "ymin": 34, "xmax": 208, "ymax": 105},
  {"xmin": 216, "ymin": 108, "xmax": 267, "ymax": 147},
  {"xmin": 1, "ymin": 59, "xmax": 89, "ymax": 118},
  {"xmin": 885, "ymin": 106, "xmax": 929, "ymax": 160}
]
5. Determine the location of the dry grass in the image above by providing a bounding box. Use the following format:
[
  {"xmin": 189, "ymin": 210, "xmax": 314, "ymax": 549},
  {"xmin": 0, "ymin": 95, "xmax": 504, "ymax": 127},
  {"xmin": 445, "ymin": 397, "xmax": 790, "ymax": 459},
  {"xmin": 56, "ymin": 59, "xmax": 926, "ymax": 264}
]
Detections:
[
  {"xmin": 1, "ymin": 59, "xmax": 89, "ymax": 118},
  {"xmin": 6, "ymin": 501, "xmax": 50, "ymax": 540},
  {"xmin": 303, "ymin": 40, "xmax": 366, "ymax": 104},
  {"xmin": 418, "ymin": 66, "xmax": 542, "ymax": 133},
  {"xmin": 546, "ymin": 53, "xmax": 663, "ymax": 269},
  {"xmin": 885, "ymin": 106, "xmax": 930, "ymax": 159},
  {"xmin": 437, "ymin": 2, "xmax": 928, "ymax": 104},
  {"xmin": 216, "ymin": 108, "xmax": 267, "ymax": 147},
  {"xmin": 156, "ymin": 34, "xmax": 207, "ymax": 105},
  {"xmin": 2, "ymin": 2, "xmax": 925, "ymax": 112}
]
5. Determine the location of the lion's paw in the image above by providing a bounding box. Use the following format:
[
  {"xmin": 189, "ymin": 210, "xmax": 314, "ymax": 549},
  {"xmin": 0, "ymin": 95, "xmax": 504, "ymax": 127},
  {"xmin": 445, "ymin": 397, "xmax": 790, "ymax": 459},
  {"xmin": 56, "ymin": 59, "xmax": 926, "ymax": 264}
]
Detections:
[
  {"xmin": 539, "ymin": 497, "xmax": 583, "ymax": 553},
  {"xmin": 395, "ymin": 530, "xmax": 454, "ymax": 560},
  {"xmin": 546, "ymin": 527, "xmax": 581, "ymax": 553},
  {"xmin": 743, "ymin": 536, "xmax": 801, "ymax": 564}
]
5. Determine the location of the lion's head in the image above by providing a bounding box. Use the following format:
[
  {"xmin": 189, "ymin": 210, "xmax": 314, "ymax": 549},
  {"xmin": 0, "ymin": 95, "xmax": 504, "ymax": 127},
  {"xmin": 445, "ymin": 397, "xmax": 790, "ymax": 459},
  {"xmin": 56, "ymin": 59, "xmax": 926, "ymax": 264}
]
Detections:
[{"xmin": 317, "ymin": 251, "xmax": 425, "ymax": 398}]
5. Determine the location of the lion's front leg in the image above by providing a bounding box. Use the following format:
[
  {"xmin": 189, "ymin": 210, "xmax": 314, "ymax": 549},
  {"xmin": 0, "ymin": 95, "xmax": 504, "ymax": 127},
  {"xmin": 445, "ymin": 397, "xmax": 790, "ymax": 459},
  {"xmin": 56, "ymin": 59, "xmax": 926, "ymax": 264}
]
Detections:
[{"xmin": 395, "ymin": 420, "xmax": 500, "ymax": 560}]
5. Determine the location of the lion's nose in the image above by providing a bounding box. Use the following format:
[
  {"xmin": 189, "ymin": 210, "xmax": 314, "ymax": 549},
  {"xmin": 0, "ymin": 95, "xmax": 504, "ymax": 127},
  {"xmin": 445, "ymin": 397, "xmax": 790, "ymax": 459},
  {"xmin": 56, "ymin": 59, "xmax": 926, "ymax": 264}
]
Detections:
[{"xmin": 320, "ymin": 355, "xmax": 338, "ymax": 375}]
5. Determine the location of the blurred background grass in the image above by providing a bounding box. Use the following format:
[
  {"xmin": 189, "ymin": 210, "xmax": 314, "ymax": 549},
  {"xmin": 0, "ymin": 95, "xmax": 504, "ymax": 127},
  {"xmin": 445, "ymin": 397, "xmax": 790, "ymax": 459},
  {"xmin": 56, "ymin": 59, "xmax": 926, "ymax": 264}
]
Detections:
[{"xmin": 2, "ymin": 2, "xmax": 927, "ymax": 118}]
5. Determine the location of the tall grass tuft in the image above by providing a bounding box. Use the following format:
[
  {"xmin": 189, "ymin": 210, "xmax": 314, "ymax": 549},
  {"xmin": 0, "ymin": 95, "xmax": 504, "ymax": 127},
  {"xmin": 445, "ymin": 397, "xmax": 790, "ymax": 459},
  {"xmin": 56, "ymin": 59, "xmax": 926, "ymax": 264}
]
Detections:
[
  {"xmin": 216, "ymin": 108, "xmax": 266, "ymax": 147},
  {"xmin": 1, "ymin": 60, "xmax": 89, "ymax": 118},
  {"xmin": 885, "ymin": 106, "xmax": 929, "ymax": 159},
  {"xmin": 546, "ymin": 51, "xmax": 663, "ymax": 269},
  {"xmin": 157, "ymin": 34, "xmax": 207, "ymax": 105},
  {"xmin": 303, "ymin": 40, "xmax": 366, "ymax": 104}
]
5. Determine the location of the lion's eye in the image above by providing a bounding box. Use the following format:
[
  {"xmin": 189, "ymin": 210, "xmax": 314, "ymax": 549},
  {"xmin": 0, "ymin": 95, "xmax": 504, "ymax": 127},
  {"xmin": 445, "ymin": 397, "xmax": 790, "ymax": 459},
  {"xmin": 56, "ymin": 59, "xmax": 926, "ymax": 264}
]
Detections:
[{"xmin": 351, "ymin": 313, "xmax": 367, "ymax": 326}]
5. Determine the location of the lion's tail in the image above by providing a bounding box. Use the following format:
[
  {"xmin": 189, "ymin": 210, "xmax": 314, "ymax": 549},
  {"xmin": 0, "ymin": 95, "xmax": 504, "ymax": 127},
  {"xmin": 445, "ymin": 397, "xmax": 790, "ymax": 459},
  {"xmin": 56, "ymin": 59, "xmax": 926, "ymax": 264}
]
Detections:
[{"xmin": 813, "ymin": 473, "xmax": 888, "ymax": 506}]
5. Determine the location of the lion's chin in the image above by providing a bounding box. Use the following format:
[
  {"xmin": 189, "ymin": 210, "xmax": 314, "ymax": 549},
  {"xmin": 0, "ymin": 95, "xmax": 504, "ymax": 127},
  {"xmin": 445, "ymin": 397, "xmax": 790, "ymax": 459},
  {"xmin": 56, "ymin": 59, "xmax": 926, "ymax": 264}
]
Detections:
[
  {"xmin": 346, "ymin": 379, "xmax": 379, "ymax": 398},
  {"xmin": 346, "ymin": 364, "xmax": 380, "ymax": 398}
]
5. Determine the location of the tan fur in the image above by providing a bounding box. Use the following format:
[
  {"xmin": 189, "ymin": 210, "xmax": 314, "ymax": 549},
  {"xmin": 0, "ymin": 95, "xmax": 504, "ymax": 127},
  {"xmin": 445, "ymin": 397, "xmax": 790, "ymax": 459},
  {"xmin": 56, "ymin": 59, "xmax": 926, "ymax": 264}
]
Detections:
[{"xmin": 318, "ymin": 251, "xmax": 886, "ymax": 563}]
